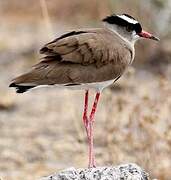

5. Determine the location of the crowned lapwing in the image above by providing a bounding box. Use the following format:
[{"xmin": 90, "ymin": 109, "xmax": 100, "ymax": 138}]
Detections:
[{"xmin": 9, "ymin": 13, "xmax": 159, "ymax": 168}]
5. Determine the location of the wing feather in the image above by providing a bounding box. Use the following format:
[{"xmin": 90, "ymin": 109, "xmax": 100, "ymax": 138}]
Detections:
[
  {"xmin": 10, "ymin": 28, "xmax": 133, "ymax": 90},
  {"xmin": 40, "ymin": 29, "xmax": 124, "ymax": 67}
]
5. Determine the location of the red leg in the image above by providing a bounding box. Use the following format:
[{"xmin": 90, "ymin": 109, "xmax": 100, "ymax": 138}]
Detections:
[
  {"xmin": 82, "ymin": 91, "xmax": 101, "ymax": 168},
  {"xmin": 88, "ymin": 92, "xmax": 101, "ymax": 168},
  {"xmin": 83, "ymin": 90, "xmax": 89, "ymax": 136},
  {"xmin": 88, "ymin": 120, "xmax": 93, "ymax": 167},
  {"xmin": 89, "ymin": 92, "xmax": 100, "ymax": 122}
]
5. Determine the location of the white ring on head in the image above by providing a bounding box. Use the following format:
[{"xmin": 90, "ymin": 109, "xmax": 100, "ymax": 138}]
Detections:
[{"xmin": 117, "ymin": 15, "xmax": 138, "ymax": 24}]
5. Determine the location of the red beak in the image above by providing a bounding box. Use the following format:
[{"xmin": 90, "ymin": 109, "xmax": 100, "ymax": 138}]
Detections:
[{"xmin": 138, "ymin": 30, "xmax": 160, "ymax": 41}]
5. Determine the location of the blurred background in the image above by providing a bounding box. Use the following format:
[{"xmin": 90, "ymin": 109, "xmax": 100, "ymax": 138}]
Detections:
[{"xmin": 0, "ymin": 0, "xmax": 171, "ymax": 179}]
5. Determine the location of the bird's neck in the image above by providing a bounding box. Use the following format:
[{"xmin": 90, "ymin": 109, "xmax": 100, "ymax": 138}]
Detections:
[
  {"xmin": 104, "ymin": 23, "xmax": 135, "ymax": 63},
  {"xmin": 104, "ymin": 23, "xmax": 136, "ymax": 47}
]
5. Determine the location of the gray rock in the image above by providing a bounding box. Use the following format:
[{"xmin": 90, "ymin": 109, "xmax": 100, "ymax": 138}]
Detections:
[{"xmin": 40, "ymin": 163, "xmax": 150, "ymax": 180}]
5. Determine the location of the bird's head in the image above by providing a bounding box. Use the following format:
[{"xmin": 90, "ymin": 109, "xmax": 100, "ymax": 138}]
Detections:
[{"xmin": 103, "ymin": 14, "xmax": 159, "ymax": 43}]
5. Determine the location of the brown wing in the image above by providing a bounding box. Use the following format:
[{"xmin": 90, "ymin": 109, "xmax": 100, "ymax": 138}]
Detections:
[
  {"xmin": 39, "ymin": 29, "xmax": 124, "ymax": 68},
  {"xmin": 10, "ymin": 28, "xmax": 132, "ymax": 90}
]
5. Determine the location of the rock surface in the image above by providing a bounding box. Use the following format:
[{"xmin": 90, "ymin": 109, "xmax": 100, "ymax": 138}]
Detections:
[{"xmin": 40, "ymin": 163, "xmax": 150, "ymax": 180}]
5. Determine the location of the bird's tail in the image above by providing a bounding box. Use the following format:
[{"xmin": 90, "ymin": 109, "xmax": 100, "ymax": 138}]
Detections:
[
  {"xmin": 9, "ymin": 82, "xmax": 36, "ymax": 93},
  {"xmin": 9, "ymin": 70, "xmax": 39, "ymax": 93},
  {"xmin": 9, "ymin": 57, "xmax": 66, "ymax": 93},
  {"xmin": 9, "ymin": 57, "xmax": 60, "ymax": 93}
]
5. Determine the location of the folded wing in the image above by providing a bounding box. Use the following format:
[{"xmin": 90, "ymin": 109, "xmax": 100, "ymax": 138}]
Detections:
[{"xmin": 9, "ymin": 29, "xmax": 132, "ymax": 93}]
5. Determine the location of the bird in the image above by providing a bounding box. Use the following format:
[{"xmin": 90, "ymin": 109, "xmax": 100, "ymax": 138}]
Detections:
[{"xmin": 9, "ymin": 13, "xmax": 159, "ymax": 168}]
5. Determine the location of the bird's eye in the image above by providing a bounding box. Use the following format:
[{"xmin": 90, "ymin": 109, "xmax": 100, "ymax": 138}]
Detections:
[{"xmin": 126, "ymin": 26, "xmax": 133, "ymax": 32}]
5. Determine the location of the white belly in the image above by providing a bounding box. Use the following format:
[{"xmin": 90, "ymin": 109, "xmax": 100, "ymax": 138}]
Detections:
[
  {"xmin": 20, "ymin": 78, "xmax": 117, "ymax": 92},
  {"xmin": 60, "ymin": 79, "xmax": 115, "ymax": 91},
  {"xmin": 31, "ymin": 79, "xmax": 115, "ymax": 92}
]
